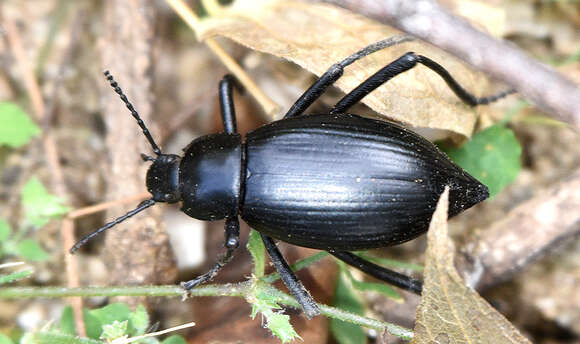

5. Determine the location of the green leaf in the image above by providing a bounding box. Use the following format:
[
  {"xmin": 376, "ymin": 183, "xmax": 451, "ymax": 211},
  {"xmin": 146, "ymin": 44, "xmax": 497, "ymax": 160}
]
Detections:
[
  {"xmin": 0, "ymin": 333, "xmax": 14, "ymax": 344},
  {"xmin": 16, "ymin": 239, "xmax": 50, "ymax": 261},
  {"xmin": 0, "ymin": 219, "xmax": 12, "ymax": 242},
  {"xmin": 247, "ymin": 282, "xmax": 300, "ymax": 343},
  {"xmin": 0, "ymin": 102, "xmax": 40, "ymax": 148},
  {"xmin": 24, "ymin": 331, "xmax": 102, "ymax": 344},
  {"xmin": 60, "ymin": 306, "xmax": 76, "ymax": 335},
  {"xmin": 100, "ymin": 320, "xmax": 128, "ymax": 340},
  {"xmin": 0, "ymin": 269, "xmax": 33, "ymax": 284},
  {"xmin": 266, "ymin": 312, "xmax": 298, "ymax": 343},
  {"xmin": 247, "ymin": 229, "xmax": 266, "ymax": 278},
  {"xmin": 129, "ymin": 304, "xmax": 150, "ymax": 335},
  {"xmin": 342, "ymin": 265, "xmax": 401, "ymax": 302},
  {"xmin": 21, "ymin": 177, "xmax": 70, "ymax": 227},
  {"xmin": 330, "ymin": 267, "xmax": 367, "ymax": 344},
  {"xmin": 82, "ymin": 310, "xmax": 102, "ymax": 340},
  {"xmin": 161, "ymin": 335, "xmax": 187, "ymax": 344},
  {"xmin": 89, "ymin": 303, "xmax": 131, "ymax": 327},
  {"xmin": 442, "ymin": 124, "xmax": 521, "ymax": 198}
]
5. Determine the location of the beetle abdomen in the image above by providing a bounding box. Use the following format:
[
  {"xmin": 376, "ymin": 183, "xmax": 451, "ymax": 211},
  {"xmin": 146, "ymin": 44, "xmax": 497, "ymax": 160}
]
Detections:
[{"xmin": 241, "ymin": 113, "xmax": 488, "ymax": 250}]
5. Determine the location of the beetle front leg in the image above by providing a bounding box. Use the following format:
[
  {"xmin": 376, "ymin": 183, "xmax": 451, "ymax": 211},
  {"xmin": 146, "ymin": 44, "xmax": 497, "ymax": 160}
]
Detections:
[
  {"xmin": 261, "ymin": 234, "xmax": 321, "ymax": 318},
  {"xmin": 182, "ymin": 217, "xmax": 240, "ymax": 290},
  {"xmin": 330, "ymin": 251, "xmax": 423, "ymax": 295}
]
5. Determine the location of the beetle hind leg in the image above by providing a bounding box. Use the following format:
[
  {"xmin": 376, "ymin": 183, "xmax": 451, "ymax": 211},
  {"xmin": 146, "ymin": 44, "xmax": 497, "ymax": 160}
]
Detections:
[
  {"xmin": 330, "ymin": 251, "xmax": 423, "ymax": 295},
  {"xmin": 261, "ymin": 234, "xmax": 321, "ymax": 318},
  {"xmin": 331, "ymin": 52, "xmax": 515, "ymax": 114},
  {"xmin": 182, "ymin": 217, "xmax": 240, "ymax": 290}
]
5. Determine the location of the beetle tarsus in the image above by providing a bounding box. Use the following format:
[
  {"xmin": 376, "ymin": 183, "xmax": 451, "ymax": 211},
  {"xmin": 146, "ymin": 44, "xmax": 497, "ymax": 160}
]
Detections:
[{"xmin": 181, "ymin": 217, "xmax": 240, "ymax": 290}]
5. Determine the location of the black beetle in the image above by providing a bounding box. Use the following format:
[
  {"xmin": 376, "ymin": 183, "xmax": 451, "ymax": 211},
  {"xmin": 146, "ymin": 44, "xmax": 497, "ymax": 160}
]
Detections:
[{"xmin": 71, "ymin": 36, "xmax": 513, "ymax": 318}]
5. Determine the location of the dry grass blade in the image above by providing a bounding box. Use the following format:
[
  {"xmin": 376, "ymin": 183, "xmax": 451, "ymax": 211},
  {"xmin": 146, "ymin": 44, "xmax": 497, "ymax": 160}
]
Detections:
[
  {"xmin": 195, "ymin": 0, "xmax": 501, "ymax": 137},
  {"xmin": 413, "ymin": 187, "xmax": 532, "ymax": 344}
]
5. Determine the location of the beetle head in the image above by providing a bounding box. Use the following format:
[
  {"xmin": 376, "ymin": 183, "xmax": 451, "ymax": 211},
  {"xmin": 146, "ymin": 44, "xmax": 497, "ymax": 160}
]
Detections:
[{"xmin": 145, "ymin": 153, "xmax": 182, "ymax": 203}]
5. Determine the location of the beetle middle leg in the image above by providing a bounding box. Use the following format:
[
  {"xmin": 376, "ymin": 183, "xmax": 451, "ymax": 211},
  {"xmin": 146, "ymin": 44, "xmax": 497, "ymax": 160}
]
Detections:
[
  {"xmin": 330, "ymin": 251, "xmax": 423, "ymax": 295},
  {"xmin": 219, "ymin": 74, "xmax": 240, "ymax": 134},
  {"xmin": 182, "ymin": 217, "xmax": 240, "ymax": 290},
  {"xmin": 261, "ymin": 234, "xmax": 321, "ymax": 318}
]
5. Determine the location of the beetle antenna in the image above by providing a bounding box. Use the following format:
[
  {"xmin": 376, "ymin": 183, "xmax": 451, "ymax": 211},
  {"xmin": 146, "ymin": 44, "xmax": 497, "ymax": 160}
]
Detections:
[
  {"xmin": 104, "ymin": 70, "xmax": 162, "ymax": 156},
  {"xmin": 69, "ymin": 198, "xmax": 156, "ymax": 254}
]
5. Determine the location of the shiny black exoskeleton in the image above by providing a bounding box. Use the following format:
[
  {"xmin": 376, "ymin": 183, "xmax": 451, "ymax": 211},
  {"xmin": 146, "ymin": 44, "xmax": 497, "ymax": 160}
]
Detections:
[{"xmin": 72, "ymin": 36, "xmax": 513, "ymax": 318}]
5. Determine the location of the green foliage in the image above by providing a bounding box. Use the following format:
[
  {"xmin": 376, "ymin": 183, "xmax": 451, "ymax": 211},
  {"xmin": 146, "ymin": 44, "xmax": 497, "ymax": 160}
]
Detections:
[
  {"xmin": 100, "ymin": 320, "xmax": 128, "ymax": 341},
  {"xmin": 0, "ymin": 268, "xmax": 33, "ymax": 285},
  {"xmin": 0, "ymin": 220, "xmax": 11, "ymax": 242},
  {"xmin": 20, "ymin": 332, "xmax": 101, "ymax": 344},
  {"xmin": 247, "ymin": 229, "xmax": 265, "ymax": 277},
  {"xmin": 442, "ymin": 124, "xmax": 522, "ymax": 198},
  {"xmin": 249, "ymin": 282, "xmax": 300, "ymax": 343},
  {"xmin": 16, "ymin": 239, "xmax": 50, "ymax": 261},
  {"xmin": 55, "ymin": 303, "xmax": 187, "ymax": 343},
  {"xmin": 0, "ymin": 102, "xmax": 40, "ymax": 148},
  {"xmin": 160, "ymin": 335, "xmax": 187, "ymax": 344},
  {"xmin": 0, "ymin": 218, "xmax": 49, "ymax": 262},
  {"xmin": 0, "ymin": 333, "xmax": 14, "ymax": 344},
  {"xmin": 330, "ymin": 265, "xmax": 367, "ymax": 344},
  {"xmin": 21, "ymin": 177, "xmax": 70, "ymax": 227},
  {"xmin": 0, "ymin": 178, "xmax": 70, "ymax": 262},
  {"xmin": 129, "ymin": 304, "xmax": 150, "ymax": 335},
  {"xmin": 246, "ymin": 230, "xmax": 300, "ymax": 343}
]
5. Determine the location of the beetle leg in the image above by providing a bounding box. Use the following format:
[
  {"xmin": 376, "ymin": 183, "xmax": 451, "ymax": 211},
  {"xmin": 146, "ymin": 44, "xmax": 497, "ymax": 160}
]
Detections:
[
  {"xmin": 261, "ymin": 234, "xmax": 321, "ymax": 318},
  {"xmin": 284, "ymin": 36, "xmax": 414, "ymax": 119},
  {"xmin": 181, "ymin": 217, "xmax": 240, "ymax": 290},
  {"xmin": 330, "ymin": 251, "xmax": 423, "ymax": 295},
  {"xmin": 219, "ymin": 74, "xmax": 239, "ymax": 134},
  {"xmin": 331, "ymin": 52, "xmax": 515, "ymax": 114}
]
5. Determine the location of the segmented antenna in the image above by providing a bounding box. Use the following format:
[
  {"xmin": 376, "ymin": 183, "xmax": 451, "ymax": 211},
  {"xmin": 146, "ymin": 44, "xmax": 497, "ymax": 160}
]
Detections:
[
  {"xmin": 69, "ymin": 199, "xmax": 156, "ymax": 254},
  {"xmin": 104, "ymin": 70, "xmax": 162, "ymax": 156}
]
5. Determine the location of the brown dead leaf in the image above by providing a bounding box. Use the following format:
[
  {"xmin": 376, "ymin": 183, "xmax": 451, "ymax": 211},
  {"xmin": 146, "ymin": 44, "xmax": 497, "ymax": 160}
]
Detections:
[
  {"xmin": 413, "ymin": 188, "xmax": 532, "ymax": 344},
  {"xmin": 195, "ymin": 0, "xmax": 498, "ymax": 138}
]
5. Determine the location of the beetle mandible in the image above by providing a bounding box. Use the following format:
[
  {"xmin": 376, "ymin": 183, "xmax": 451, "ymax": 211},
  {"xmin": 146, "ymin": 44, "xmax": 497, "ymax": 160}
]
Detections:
[{"xmin": 71, "ymin": 36, "xmax": 514, "ymax": 318}]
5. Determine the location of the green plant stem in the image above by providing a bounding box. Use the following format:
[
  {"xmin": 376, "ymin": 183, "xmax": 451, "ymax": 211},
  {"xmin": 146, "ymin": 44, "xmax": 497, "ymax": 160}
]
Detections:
[{"xmin": 0, "ymin": 282, "xmax": 413, "ymax": 340}]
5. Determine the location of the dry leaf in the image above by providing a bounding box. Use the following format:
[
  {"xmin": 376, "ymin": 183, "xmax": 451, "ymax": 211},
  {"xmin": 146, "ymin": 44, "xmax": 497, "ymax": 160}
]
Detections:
[
  {"xmin": 196, "ymin": 0, "xmax": 497, "ymax": 138},
  {"xmin": 413, "ymin": 188, "xmax": 532, "ymax": 344}
]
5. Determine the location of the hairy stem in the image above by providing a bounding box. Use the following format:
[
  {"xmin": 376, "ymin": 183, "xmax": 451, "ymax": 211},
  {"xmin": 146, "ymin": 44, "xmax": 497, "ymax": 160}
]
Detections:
[{"xmin": 0, "ymin": 282, "xmax": 413, "ymax": 340}]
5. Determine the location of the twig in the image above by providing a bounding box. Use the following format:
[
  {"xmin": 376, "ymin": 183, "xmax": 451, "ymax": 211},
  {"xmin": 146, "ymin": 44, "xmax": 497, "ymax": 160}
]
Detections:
[
  {"xmin": 312, "ymin": 0, "xmax": 580, "ymax": 129},
  {"xmin": 165, "ymin": 0, "xmax": 282, "ymax": 118},
  {"xmin": 457, "ymin": 168, "xmax": 580, "ymax": 290},
  {"xmin": 66, "ymin": 192, "xmax": 150, "ymax": 219}
]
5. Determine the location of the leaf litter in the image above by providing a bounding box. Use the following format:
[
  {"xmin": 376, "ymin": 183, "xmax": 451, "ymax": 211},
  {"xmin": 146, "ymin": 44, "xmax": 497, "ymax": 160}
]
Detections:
[{"xmin": 195, "ymin": 0, "xmax": 503, "ymax": 138}]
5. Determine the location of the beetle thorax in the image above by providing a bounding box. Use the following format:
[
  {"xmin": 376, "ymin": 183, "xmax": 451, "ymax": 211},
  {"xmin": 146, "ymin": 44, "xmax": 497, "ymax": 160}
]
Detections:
[
  {"xmin": 179, "ymin": 133, "xmax": 242, "ymax": 221},
  {"xmin": 146, "ymin": 154, "xmax": 181, "ymax": 203}
]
